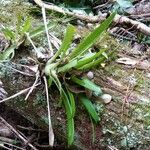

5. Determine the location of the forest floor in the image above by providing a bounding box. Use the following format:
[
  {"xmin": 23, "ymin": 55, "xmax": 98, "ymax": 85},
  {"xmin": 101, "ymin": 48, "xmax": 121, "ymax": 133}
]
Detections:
[{"xmin": 0, "ymin": 0, "xmax": 150, "ymax": 150}]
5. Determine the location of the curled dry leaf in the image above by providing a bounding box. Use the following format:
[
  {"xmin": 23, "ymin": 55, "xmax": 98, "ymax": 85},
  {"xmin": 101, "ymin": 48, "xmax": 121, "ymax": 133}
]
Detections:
[
  {"xmin": 116, "ymin": 57, "xmax": 150, "ymax": 70},
  {"xmin": 116, "ymin": 57, "xmax": 137, "ymax": 65}
]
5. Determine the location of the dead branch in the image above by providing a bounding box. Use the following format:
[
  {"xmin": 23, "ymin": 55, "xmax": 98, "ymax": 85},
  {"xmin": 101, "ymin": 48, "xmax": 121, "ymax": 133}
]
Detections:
[
  {"xmin": 0, "ymin": 83, "xmax": 40, "ymax": 104},
  {"xmin": 25, "ymin": 71, "xmax": 40, "ymax": 100},
  {"xmin": 1, "ymin": 141, "xmax": 25, "ymax": 150},
  {"xmin": 33, "ymin": 0, "xmax": 150, "ymax": 36},
  {"xmin": 0, "ymin": 116, "xmax": 38, "ymax": 150},
  {"xmin": 114, "ymin": 14, "xmax": 150, "ymax": 36},
  {"xmin": 33, "ymin": 0, "xmax": 104, "ymax": 22}
]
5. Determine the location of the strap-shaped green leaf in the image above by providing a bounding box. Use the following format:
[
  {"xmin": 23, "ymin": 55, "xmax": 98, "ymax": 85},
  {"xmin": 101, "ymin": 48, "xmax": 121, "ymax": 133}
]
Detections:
[
  {"xmin": 21, "ymin": 17, "xmax": 31, "ymax": 34},
  {"xmin": 69, "ymin": 13, "xmax": 116, "ymax": 59},
  {"xmin": 78, "ymin": 51, "xmax": 113, "ymax": 70},
  {"xmin": 66, "ymin": 88, "xmax": 76, "ymax": 117},
  {"xmin": 59, "ymin": 24, "xmax": 76, "ymax": 54},
  {"xmin": 51, "ymin": 70, "xmax": 62, "ymax": 94},
  {"xmin": 48, "ymin": 24, "xmax": 76, "ymax": 64},
  {"xmin": 29, "ymin": 22, "xmax": 55, "ymax": 38},
  {"xmin": 71, "ymin": 76, "xmax": 103, "ymax": 95},
  {"xmin": 78, "ymin": 56, "xmax": 106, "ymax": 70},
  {"xmin": 61, "ymin": 89, "xmax": 74, "ymax": 146},
  {"xmin": 2, "ymin": 28, "xmax": 15, "ymax": 40},
  {"xmin": 80, "ymin": 95, "xmax": 99, "ymax": 123},
  {"xmin": 67, "ymin": 118, "xmax": 74, "ymax": 146},
  {"xmin": 58, "ymin": 59, "xmax": 78, "ymax": 73},
  {"xmin": 75, "ymin": 49, "xmax": 106, "ymax": 68}
]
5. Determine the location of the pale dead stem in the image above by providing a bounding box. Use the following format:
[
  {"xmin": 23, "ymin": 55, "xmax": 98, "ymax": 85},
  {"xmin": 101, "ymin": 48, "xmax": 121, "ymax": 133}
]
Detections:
[
  {"xmin": 41, "ymin": 6, "xmax": 53, "ymax": 57},
  {"xmin": 0, "ymin": 144, "xmax": 11, "ymax": 150},
  {"xmin": 26, "ymin": 33, "xmax": 39, "ymax": 54},
  {"xmin": 33, "ymin": 0, "xmax": 104, "ymax": 22},
  {"xmin": 0, "ymin": 116, "xmax": 38, "ymax": 150},
  {"xmin": 114, "ymin": 14, "xmax": 150, "ymax": 36},
  {"xmin": 0, "ymin": 63, "xmax": 34, "ymax": 77},
  {"xmin": 33, "ymin": 0, "xmax": 150, "ymax": 36},
  {"xmin": 0, "ymin": 83, "xmax": 40, "ymax": 104},
  {"xmin": 43, "ymin": 76, "xmax": 54, "ymax": 146},
  {"xmin": 25, "ymin": 71, "xmax": 40, "ymax": 100}
]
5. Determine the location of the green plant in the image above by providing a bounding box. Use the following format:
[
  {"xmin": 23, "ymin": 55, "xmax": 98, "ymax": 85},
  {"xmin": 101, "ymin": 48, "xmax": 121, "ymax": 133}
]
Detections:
[
  {"xmin": 0, "ymin": 15, "xmax": 55, "ymax": 61},
  {"xmin": 42, "ymin": 12, "xmax": 115, "ymax": 146}
]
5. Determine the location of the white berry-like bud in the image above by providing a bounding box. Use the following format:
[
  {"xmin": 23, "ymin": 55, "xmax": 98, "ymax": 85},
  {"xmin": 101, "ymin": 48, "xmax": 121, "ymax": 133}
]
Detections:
[
  {"xmin": 100, "ymin": 94, "xmax": 112, "ymax": 104},
  {"xmin": 87, "ymin": 71, "xmax": 94, "ymax": 79}
]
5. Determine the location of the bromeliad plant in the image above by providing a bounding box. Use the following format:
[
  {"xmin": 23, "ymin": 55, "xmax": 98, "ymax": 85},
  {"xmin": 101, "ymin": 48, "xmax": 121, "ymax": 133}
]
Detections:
[{"xmin": 42, "ymin": 12, "xmax": 115, "ymax": 146}]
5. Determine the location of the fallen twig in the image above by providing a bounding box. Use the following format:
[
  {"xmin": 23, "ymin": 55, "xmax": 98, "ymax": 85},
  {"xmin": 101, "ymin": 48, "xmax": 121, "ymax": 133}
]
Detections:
[
  {"xmin": 33, "ymin": 0, "xmax": 150, "ymax": 36},
  {"xmin": 0, "ymin": 143, "xmax": 11, "ymax": 150},
  {"xmin": 0, "ymin": 116, "xmax": 38, "ymax": 150},
  {"xmin": 114, "ymin": 14, "xmax": 150, "ymax": 36},
  {"xmin": 0, "ymin": 63, "xmax": 34, "ymax": 77},
  {"xmin": 0, "ymin": 83, "xmax": 40, "ymax": 104},
  {"xmin": 33, "ymin": 0, "xmax": 104, "ymax": 22},
  {"xmin": 17, "ymin": 125, "xmax": 45, "ymax": 132},
  {"xmin": 25, "ymin": 71, "xmax": 40, "ymax": 100},
  {"xmin": 1, "ymin": 141, "xmax": 25, "ymax": 150}
]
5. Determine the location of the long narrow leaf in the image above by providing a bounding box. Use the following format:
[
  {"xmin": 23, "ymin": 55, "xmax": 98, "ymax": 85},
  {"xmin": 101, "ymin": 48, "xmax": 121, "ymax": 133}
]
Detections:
[
  {"xmin": 78, "ymin": 56, "xmax": 106, "ymax": 70},
  {"xmin": 61, "ymin": 89, "xmax": 72, "ymax": 118},
  {"xmin": 67, "ymin": 118, "xmax": 74, "ymax": 146},
  {"xmin": 80, "ymin": 95, "xmax": 99, "ymax": 123},
  {"xmin": 69, "ymin": 13, "xmax": 116, "ymax": 60},
  {"xmin": 29, "ymin": 23, "xmax": 55, "ymax": 38},
  {"xmin": 75, "ymin": 49, "xmax": 106, "ymax": 68},
  {"xmin": 21, "ymin": 17, "xmax": 31, "ymax": 34},
  {"xmin": 47, "ymin": 24, "xmax": 76, "ymax": 64},
  {"xmin": 71, "ymin": 76, "xmax": 103, "ymax": 95},
  {"xmin": 58, "ymin": 59, "xmax": 78, "ymax": 73},
  {"xmin": 51, "ymin": 70, "xmax": 62, "ymax": 94},
  {"xmin": 66, "ymin": 89, "xmax": 76, "ymax": 117},
  {"xmin": 61, "ymin": 89, "xmax": 74, "ymax": 146},
  {"xmin": 2, "ymin": 28, "xmax": 15, "ymax": 40},
  {"xmin": 78, "ymin": 51, "xmax": 114, "ymax": 70},
  {"xmin": 59, "ymin": 24, "xmax": 76, "ymax": 54}
]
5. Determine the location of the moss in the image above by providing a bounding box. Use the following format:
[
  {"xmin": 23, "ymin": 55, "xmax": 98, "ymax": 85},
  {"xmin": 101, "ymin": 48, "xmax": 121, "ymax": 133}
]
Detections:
[{"xmin": 33, "ymin": 93, "xmax": 47, "ymax": 107}]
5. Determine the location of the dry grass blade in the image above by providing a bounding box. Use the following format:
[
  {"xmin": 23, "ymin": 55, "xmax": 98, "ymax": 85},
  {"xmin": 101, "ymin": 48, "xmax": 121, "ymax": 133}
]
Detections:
[
  {"xmin": 0, "ymin": 116, "xmax": 38, "ymax": 150},
  {"xmin": 42, "ymin": 6, "xmax": 53, "ymax": 56},
  {"xmin": 26, "ymin": 33, "xmax": 39, "ymax": 55},
  {"xmin": 0, "ymin": 83, "xmax": 40, "ymax": 104},
  {"xmin": 0, "ymin": 144, "xmax": 11, "ymax": 150},
  {"xmin": 43, "ymin": 76, "xmax": 54, "ymax": 146},
  {"xmin": 25, "ymin": 71, "xmax": 40, "ymax": 100},
  {"xmin": 1, "ymin": 141, "xmax": 25, "ymax": 150}
]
